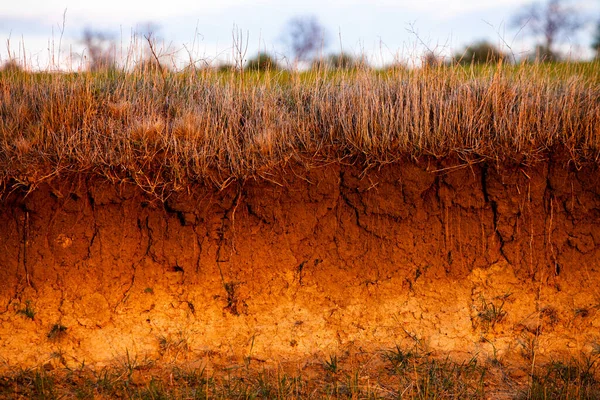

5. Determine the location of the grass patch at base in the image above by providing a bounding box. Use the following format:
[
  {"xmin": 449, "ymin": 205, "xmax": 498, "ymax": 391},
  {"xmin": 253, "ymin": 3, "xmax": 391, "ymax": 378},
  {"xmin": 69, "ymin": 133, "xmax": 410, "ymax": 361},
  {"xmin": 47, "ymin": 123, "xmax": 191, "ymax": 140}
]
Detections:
[{"xmin": 2, "ymin": 347, "xmax": 600, "ymax": 399}]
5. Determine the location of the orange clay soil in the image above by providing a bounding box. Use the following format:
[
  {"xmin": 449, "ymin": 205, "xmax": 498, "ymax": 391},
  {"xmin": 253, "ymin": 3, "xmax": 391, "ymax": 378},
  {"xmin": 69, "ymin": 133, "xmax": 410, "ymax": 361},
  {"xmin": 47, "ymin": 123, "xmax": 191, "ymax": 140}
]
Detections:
[{"xmin": 0, "ymin": 154, "xmax": 599, "ymax": 379}]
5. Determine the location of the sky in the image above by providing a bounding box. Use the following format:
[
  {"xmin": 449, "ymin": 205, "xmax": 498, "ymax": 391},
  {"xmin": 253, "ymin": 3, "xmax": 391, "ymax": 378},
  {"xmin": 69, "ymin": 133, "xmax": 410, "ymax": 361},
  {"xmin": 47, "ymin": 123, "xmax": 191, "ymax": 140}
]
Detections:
[{"xmin": 1, "ymin": 0, "xmax": 598, "ymax": 70}]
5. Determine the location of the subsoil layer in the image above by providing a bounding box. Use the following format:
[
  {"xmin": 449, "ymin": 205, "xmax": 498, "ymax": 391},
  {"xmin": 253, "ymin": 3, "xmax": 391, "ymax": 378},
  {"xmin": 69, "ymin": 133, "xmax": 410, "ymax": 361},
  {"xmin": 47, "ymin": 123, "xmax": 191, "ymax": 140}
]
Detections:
[{"xmin": 1, "ymin": 156, "xmax": 600, "ymax": 383}]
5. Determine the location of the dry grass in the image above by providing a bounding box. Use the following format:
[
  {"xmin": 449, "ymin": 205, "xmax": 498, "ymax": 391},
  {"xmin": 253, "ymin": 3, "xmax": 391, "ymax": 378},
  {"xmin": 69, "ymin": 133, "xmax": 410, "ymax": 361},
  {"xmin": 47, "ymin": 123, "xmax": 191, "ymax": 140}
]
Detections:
[
  {"xmin": 1, "ymin": 61, "xmax": 599, "ymax": 194},
  {"xmin": 0, "ymin": 346, "xmax": 489, "ymax": 399},
  {"xmin": 2, "ymin": 347, "xmax": 600, "ymax": 399}
]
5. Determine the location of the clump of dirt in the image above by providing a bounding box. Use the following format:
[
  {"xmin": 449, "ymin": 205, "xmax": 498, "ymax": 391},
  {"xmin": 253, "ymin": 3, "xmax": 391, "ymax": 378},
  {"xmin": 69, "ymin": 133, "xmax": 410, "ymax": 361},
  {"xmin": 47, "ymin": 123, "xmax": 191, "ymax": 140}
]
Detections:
[{"xmin": 0, "ymin": 156, "xmax": 599, "ymax": 380}]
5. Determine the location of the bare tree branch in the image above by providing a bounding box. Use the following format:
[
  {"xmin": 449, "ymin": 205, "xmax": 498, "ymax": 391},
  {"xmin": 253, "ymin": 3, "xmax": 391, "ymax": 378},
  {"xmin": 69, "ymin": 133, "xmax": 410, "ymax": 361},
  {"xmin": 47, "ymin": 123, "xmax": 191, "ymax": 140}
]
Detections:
[
  {"xmin": 282, "ymin": 15, "xmax": 328, "ymax": 62},
  {"xmin": 511, "ymin": 0, "xmax": 582, "ymax": 59}
]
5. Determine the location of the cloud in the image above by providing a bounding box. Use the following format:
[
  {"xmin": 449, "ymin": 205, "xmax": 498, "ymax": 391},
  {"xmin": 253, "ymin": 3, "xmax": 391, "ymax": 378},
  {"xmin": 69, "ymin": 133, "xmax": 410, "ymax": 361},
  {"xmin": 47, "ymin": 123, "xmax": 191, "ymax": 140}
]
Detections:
[
  {"xmin": 2, "ymin": 0, "xmax": 261, "ymax": 26},
  {"xmin": 1, "ymin": 0, "xmax": 530, "ymax": 32},
  {"xmin": 389, "ymin": 0, "xmax": 527, "ymax": 19},
  {"xmin": 0, "ymin": 16, "xmax": 54, "ymax": 34},
  {"xmin": 310, "ymin": 0, "xmax": 526, "ymax": 19}
]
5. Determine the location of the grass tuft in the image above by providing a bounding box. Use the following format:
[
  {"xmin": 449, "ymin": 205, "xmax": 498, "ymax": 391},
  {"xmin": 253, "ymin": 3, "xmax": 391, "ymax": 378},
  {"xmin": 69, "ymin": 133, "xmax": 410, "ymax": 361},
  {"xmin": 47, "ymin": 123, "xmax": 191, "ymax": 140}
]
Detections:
[
  {"xmin": 46, "ymin": 324, "xmax": 67, "ymax": 341},
  {"xmin": 16, "ymin": 300, "xmax": 35, "ymax": 320}
]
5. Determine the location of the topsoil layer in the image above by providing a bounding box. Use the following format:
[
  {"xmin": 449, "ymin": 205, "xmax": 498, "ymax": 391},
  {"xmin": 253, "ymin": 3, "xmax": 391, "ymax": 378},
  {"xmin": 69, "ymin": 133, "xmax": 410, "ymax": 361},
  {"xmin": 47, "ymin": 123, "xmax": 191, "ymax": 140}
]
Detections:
[{"xmin": 1, "ymin": 155, "xmax": 599, "ymax": 373}]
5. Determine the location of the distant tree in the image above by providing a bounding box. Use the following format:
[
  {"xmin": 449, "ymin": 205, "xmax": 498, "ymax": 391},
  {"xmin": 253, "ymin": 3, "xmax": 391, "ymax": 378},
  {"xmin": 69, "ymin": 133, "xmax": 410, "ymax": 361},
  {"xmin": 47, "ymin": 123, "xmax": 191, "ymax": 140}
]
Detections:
[
  {"xmin": 81, "ymin": 28, "xmax": 116, "ymax": 71},
  {"xmin": 530, "ymin": 44, "xmax": 560, "ymax": 62},
  {"xmin": 327, "ymin": 53, "xmax": 356, "ymax": 69},
  {"xmin": 245, "ymin": 53, "xmax": 279, "ymax": 71},
  {"xmin": 510, "ymin": 0, "xmax": 582, "ymax": 60},
  {"xmin": 0, "ymin": 60, "xmax": 24, "ymax": 73},
  {"xmin": 592, "ymin": 20, "xmax": 600, "ymax": 58},
  {"xmin": 282, "ymin": 15, "xmax": 328, "ymax": 62},
  {"xmin": 453, "ymin": 41, "xmax": 507, "ymax": 64},
  {"xmin": 217, "ymin": 63, "xmax": 236, "ymax": 73},
  {"xmin": 312, "ymin": 53, "xmax": 362, "ymax": 70}
]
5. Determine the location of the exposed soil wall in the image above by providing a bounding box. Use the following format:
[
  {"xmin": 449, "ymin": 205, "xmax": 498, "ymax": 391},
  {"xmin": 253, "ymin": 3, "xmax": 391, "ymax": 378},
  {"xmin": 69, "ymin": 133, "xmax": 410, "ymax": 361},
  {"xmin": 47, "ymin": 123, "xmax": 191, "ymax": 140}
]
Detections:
[{"xmin": 1, "ymin": 156, "xmax": 600, "ymax": 373}]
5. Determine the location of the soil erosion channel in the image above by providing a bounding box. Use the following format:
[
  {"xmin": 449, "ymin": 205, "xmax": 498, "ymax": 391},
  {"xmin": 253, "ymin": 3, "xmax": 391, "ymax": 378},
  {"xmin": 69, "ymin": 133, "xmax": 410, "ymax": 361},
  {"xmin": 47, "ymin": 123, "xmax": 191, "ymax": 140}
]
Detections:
[{"xmin": 1, "ymin": 157, "xmax": 599, "ymax": 372}]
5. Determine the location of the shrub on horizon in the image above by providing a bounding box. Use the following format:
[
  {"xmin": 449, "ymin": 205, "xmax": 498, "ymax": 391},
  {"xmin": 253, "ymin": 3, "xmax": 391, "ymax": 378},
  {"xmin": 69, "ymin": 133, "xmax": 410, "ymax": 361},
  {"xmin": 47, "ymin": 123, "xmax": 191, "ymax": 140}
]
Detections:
[
  {"xmin": 0, "ymin": 60, "xmax": 25, "ymax": 74},
  {"xmin": 245, "ymin": 53, "xmax": 279, "ymax": 71},
  {"xmin": 453, "ymin": 41, "xmax": 508, "ymax": 65},
  {"xmin": 311, "ymin": 52, "xmax": 365, "ymax": 70}
]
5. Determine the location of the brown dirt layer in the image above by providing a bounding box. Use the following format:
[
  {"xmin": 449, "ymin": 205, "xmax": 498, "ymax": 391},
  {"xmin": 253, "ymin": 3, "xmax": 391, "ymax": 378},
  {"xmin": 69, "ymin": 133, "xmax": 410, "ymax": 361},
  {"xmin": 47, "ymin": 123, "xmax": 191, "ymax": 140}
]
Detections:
[{"xmin": 1, "ymin": 156, "xmax": 599, "ymax": 376}]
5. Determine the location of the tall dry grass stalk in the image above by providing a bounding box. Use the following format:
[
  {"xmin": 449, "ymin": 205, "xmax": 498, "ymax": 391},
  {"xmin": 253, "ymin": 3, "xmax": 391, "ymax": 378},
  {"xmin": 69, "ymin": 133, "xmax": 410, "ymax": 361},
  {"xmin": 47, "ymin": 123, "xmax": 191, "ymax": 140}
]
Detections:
[{"xmin": 0, "ymin": 61, "xmax": 599, "ymax": 194}]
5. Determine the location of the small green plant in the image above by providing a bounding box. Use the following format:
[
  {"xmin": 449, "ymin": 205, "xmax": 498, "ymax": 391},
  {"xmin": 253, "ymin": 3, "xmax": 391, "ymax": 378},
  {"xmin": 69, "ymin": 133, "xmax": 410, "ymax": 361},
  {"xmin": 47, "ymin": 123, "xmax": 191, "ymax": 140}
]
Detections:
[
  {"xmin": 382, "ymin": 344, "xmax": 416, "ymax": 373},
  {"xmin": 32, "ymin": 370, "xmax": 56, "ymax": 398},
  {"xmin": 47, "ymin": 324, "xmax": 67, "ymax": 340},
  {"xmin": 94, "ymin": 368, "xmax": 116, "ymax": 393},
  {"xmin": 415, "ymin": 356, "xmax": 486, "ymax": 398},
  {"xmin": 171, "ymin": 366, "xmax": 209, "ymax": 387},
  {"xmin": 17, "ymin": 300, "xmax": 35, "ymax": 320},
  {"xmin": 540, "ymin": 306, "xmax": 559, "ymax": 325},
  {"xmin": 144, "ymin": 287, "xmax": 154, "ymax": 294},
  {"xmin": 477, "ymin": 295, "xmax": 508, "ymax": 330},
  {"xmin": 323, "ymin": 354, "xmax": 339, "ymax": 374},
  {"xmin": 118, "ymin": 349, "xmax": 154, "ymax": 383},
  {"xmin": 253, "ymin": 371, "xmax": 276, "ymax": 398},
  {"xmin": 344, "ymin": 370, "xmax": 360, "ymax": 396},
  {"xmin": 139, "ymin": 378, "xmax": 169, "ymax": 400},
  {"xmin": 276, "ymin": 374, "xmax": 303, "ymax": 398}
]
